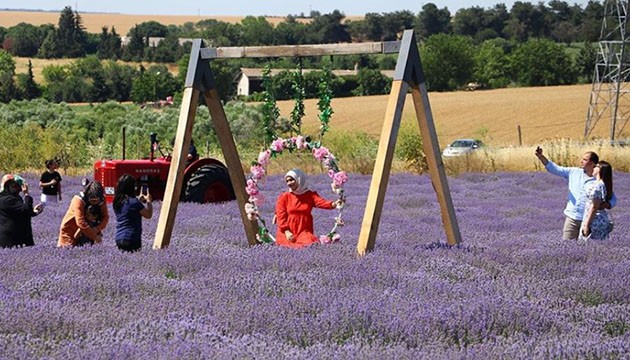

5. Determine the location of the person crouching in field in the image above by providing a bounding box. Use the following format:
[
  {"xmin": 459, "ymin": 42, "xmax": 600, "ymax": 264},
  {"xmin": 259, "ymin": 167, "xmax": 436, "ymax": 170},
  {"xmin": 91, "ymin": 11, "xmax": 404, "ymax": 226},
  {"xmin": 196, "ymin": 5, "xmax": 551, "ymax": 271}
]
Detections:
[
  {"xmin": 58, "ymin": 181, "xmax": 109, "ymax": 247},
  {"xmin": 39, "ymin": 159, "xmax": 62, "ymax": 204},
  {"xmin": 535, "ymin": 147, "xmax": 617, "ymax": 240},
  {"xmin": 0, "ymin": 175, "xmax": 44, "ymax": 248},
  {"xmin": 579, "ymin": 161, "xmax": 615, "ymax": 242},
  {"xmin": 75, "ymin": 204, "xmax": 104, "ymax": 246},
  {"xmin": 274, "ymin": 168, "xmax": 343, "ymax": 249},
  {"xmin": 113, "ymin": 174, "xmax": 153, "ymax": 252}
]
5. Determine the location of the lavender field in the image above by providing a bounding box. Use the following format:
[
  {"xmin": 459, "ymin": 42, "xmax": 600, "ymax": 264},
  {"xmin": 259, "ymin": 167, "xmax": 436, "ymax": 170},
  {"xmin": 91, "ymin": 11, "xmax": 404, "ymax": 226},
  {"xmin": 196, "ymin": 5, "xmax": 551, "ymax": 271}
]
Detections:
[{"xmin": 1, "ymin": 172, "xmax": 629, "ymax": 359}]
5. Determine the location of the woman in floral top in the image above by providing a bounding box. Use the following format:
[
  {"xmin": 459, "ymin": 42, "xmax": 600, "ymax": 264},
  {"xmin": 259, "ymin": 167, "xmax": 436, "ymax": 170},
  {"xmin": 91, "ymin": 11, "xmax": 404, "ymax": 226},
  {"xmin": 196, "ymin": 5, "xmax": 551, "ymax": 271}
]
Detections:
[{"xmin": 580, "ymin": 161, "xmax": 614, "ymax": 241}]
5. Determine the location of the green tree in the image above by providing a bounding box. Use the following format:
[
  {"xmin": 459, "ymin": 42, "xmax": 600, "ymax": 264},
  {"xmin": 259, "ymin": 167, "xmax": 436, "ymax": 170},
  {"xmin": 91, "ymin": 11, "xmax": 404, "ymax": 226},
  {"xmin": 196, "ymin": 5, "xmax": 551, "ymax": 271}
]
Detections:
[
  {"xmin": 452, "ymin": 7, "xmax": 485, "ymax": 38},
  {"xmin": 15, "ymin": 60, "xmax": 42, "ymax": 100},
  {"xmin": 240, "ymin": 16, "xmax": 274, "ymax": 46},
  {"xmin": 576, "ymin": 41, "xmax": 597, "ymax": 83},
  {"xmin": 3, "ymin": 23, "xmax": 42, "ymax": 57},
  {"xmin": 415, "ymin": 3, "xmax": 452, "ymax": 40},
  {"xmin": 353, "ymin": 68, "xmax": 391, "ymax": 95},
  {"xmin": 510, "ymin": 38, "xmax": 577, "ymax": 86},
  {"xmin": 197, "ymin": 19, "xmax": 239, "ymax": 46},
  {"xmin": 57, "ymin": 6, "xmax": 87, "ymax": 57},
  {"xmin": 0, "ymin": 49, "xmax": 15, "ymax": 74},
  {"xmin": 307, "ymin": 10, "xmax": 351, "ymax": 44},
  {"xmin": 381, "ymin": 11, "xmax": 415, "ymax": 41},
  {"xmin": 580, "ymin": 1, "xmax": 604, "ymax": 42},
  {"xmin": 97, "ymin": 26, "xmax": 122, "ymax": 60},
  {"xmin": 152, "ymin": 34, "xmax": 183, "ymax": 63},
  {"xmin": 0, "ymin": 50, "xmax": 16, "ymax": 103},
  {"xmin": 133, "ymin": 21, "xmax": 169, "ymax": 38},
  {"xmin": 473, "ymin": 39, "xmax": 511, "ymax": 88},
  {"xmin": 274, "ymin": 16, "xmax": 308, "ymax": 45},
  {"xmin": 421, "ymin": 34, "xmax": 475, "ymax": 91},
  {"xmin": 103, "ymin": 60, "xmax": 137, "ymax": 101},
  {"xmin": 122, "ymin": 26, "xmax": 145, "ymax": 62}
]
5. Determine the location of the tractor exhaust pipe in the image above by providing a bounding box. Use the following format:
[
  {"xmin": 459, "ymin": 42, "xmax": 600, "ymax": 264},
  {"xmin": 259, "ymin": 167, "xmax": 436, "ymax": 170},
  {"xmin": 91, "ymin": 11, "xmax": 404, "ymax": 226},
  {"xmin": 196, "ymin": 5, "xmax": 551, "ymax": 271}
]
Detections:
[
  {"xmin": 150, "ymin": 133, "xmax": 158, "ymax": 161},
  {"xmin": 122, "ymin": 127, "xmax": 126, "ymax": 160}
]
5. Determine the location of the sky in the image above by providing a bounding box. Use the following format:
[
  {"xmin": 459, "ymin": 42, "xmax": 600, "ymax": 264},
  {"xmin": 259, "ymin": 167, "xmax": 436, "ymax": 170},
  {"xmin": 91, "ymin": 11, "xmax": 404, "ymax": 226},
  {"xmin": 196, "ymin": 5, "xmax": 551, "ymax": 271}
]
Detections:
[{"xmin": 6, "ymin": 0, "xmax": 593, "ymax": 17}]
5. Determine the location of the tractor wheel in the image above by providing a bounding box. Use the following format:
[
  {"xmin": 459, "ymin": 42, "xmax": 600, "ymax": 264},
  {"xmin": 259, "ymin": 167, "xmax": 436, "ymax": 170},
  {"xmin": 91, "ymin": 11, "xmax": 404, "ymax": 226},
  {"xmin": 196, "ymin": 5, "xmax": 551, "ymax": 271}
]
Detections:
[{"xmin": 184, "ymin": 164, "xmax": 236, "ymax": 203}]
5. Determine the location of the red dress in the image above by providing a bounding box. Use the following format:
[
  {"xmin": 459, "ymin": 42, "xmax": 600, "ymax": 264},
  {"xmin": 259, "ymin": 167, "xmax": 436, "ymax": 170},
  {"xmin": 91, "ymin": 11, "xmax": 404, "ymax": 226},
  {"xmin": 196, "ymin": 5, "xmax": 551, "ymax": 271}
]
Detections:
[{"xmin": 275, "ymin": 190, "xmax": 335, "ymax": 248}]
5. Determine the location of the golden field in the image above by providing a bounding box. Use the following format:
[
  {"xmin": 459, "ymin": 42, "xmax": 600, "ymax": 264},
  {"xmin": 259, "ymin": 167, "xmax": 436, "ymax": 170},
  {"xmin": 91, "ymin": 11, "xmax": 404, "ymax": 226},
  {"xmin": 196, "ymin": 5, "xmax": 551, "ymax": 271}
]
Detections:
[
  {"xmin": 277, "ymin": 84, "xmax": 609, "ymax": 147},
  {"xmin": 0, "ymin": 10, "xmax": 316, "ymax": 35}
]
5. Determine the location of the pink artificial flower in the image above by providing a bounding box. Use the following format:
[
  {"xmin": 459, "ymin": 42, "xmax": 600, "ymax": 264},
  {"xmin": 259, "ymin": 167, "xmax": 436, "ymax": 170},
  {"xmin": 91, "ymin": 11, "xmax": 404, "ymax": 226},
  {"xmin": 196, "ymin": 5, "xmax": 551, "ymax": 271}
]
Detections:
[
  {"xmin": 250, "ymin": 165, "xmax": 265, "ymax": 180},
  {"xmin": 295, "ymin": 135, "xmax": 307, "ymax": 150},
  {"xmin": 257, "ymin": 150, "xmax": 271, "ymax": 167},
  {"xmin": 271, "ymin": 138, "xmax": 285, "ymax": 152},
  {"xmin": 332, "ymin": 233, "xmax": 341, "ymax": 242},
  {"xmin": 319, "ymin": 235, "xmax": 331, "ymax": 244},
  {"xmin": 312, "ymin": 146, "xmax": 330, "ymax": 161},
  {"xmin": 245, "ymin": 179, "xmax": 259, "ymax": 196},
  {"xmin": 332, "ymin": 171, "xmax": 348, "ymax": 188},
  {"xmin": 249, "ymin": 193, "xmax": 265, "ymax": 206}
]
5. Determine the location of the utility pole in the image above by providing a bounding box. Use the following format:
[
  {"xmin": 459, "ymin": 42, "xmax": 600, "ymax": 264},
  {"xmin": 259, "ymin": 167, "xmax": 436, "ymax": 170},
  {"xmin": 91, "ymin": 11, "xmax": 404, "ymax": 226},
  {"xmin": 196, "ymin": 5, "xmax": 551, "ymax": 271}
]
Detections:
[{"xmin": 585, "ymin": 0, "xmax": 630, "ymax": 141}]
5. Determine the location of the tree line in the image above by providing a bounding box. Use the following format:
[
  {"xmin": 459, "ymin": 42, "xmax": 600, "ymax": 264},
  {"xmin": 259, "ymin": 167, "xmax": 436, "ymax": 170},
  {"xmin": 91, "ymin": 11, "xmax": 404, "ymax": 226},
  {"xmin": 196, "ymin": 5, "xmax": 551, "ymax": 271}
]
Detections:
[{"xmin": 0, "ymin": 1, "xmax": 607, "ymax": 103}]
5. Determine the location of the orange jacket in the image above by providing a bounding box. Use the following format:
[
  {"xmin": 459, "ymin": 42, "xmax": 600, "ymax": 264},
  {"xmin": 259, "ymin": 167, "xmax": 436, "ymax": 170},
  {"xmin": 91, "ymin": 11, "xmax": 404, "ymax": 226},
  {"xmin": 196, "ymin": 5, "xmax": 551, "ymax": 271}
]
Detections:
[{"xmin": 58, "ymin": 195, "xmax": 109, "ymax": 247}]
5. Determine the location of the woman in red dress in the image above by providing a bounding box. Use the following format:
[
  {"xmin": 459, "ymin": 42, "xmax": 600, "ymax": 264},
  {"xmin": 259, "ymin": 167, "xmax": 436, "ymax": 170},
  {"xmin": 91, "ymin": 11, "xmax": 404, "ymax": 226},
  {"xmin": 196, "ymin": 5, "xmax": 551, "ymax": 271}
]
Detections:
[{"xmin": 275, "ymin": 169, "xmax": 342, "ymax": 248}]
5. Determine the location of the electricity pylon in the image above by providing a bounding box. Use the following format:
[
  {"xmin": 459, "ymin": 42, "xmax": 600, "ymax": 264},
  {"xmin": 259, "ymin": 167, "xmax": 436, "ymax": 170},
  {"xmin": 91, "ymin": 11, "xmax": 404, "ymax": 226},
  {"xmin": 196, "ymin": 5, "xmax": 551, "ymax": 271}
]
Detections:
[{"xmin": 585, "ymin": 0, "xmax": 630, "ymax": 141}]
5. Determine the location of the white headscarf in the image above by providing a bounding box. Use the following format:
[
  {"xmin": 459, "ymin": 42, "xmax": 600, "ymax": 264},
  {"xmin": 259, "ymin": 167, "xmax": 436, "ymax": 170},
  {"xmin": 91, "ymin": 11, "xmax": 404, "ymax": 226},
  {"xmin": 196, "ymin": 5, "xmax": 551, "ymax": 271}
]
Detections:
[{"xmin": 285, "ymin": 168, "xmax": 309, "ymax": 195}]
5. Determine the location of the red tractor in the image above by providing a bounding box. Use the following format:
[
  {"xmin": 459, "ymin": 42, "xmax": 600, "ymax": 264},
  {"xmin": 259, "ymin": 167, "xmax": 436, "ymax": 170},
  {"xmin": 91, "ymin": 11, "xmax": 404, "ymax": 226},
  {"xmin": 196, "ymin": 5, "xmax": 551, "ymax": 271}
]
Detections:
[{"xmin": 94, "ymin": 133, "xmax": 236, "ymax": 204}]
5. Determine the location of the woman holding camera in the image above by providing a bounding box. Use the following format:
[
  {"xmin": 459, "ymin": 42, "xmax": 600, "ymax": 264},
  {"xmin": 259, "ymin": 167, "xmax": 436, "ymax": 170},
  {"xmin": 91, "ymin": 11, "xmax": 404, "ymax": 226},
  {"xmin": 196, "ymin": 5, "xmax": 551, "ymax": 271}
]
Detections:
[{"xmin": 113, "ymin": 174, "xmax": 153, "ymax": 252}]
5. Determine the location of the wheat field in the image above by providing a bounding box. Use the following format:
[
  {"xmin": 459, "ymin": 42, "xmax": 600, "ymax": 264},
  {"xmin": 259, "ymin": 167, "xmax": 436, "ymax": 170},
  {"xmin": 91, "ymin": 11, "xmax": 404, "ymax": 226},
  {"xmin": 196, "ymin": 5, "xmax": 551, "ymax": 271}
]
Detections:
[
  {"xmin": 279, "ymin": 84, "xmax": 612, "ymax": 147},
  {"xmin": 0, "ymin": 10, "xmax": 311, "ymax": 35}
]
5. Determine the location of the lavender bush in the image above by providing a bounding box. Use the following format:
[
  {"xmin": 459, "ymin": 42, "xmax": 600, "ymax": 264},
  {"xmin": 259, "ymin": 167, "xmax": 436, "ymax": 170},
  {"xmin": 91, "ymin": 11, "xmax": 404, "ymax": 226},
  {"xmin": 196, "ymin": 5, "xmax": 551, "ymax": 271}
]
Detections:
[{"xmin": 1, "ymin": 172, "xmax": 629, "ymax": 359}]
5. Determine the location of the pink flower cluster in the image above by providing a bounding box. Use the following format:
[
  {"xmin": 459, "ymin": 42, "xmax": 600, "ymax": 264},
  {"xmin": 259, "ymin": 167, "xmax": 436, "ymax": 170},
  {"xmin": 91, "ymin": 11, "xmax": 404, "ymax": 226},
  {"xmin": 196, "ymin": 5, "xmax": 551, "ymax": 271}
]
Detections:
[
  {"xmin": 329, "ymin": 170, "xmax": 348, "ymax": 188},
  {"xmin": 319, "ymin": 233, "xmax": 341, "ymax": 244}
]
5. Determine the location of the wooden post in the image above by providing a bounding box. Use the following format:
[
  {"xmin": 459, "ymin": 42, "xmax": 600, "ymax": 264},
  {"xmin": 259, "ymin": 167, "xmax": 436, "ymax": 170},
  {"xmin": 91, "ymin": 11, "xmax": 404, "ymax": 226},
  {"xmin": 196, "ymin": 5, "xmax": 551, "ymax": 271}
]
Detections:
[
  {"xmin": 153, "ymin": 87, "xmax": 198, "ymax": 249},
  {"xmin": 356, "ymin": 80, "xmax": 408, "ymax": 255},
  {"xmin": 357, "ymin": 30, "xmax": 462, "ymax": 255},
  {"xmin": 518, "ymin": 125, "xmax": 522, "ymax": 146},
  {"xmin": 202, "ymin": 88, "xmax": 259, "ymax": 246},
  {"xmin": 410, "ymin": 83, "xmax": 461, "ymax": 246}
]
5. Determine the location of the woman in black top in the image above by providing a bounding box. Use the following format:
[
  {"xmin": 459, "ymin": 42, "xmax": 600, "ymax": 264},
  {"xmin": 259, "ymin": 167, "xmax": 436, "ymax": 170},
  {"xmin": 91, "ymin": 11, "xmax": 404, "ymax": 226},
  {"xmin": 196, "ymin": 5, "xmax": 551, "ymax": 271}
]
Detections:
[
  {"xmin": 0, "ymin": 175, "xmax": 43, "ymax": 248},
  {"xmin": 39, "ymin": 159, "xmax": 63, "ymax": 204}
]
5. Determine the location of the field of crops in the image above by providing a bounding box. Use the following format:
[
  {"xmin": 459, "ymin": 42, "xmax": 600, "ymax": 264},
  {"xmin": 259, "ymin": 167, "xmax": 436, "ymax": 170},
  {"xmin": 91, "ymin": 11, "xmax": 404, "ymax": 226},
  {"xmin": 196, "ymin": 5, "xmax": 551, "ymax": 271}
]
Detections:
[
  {"xmin": 280, "ymin": 84, "xmax": 605, "ymax": 147},
  {"xmin": 0, "ymin": 10, "xmax": 305, "ymax": 35},
  {"xmin": 1, "ymin": 171, "xmax": 629, "ymax": 358}
]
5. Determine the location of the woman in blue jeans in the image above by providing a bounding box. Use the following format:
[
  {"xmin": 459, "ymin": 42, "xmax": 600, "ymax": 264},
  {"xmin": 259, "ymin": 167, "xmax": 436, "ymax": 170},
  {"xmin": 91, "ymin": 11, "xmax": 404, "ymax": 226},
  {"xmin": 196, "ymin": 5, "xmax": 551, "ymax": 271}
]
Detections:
[{"xmin": 113, "ymin": 174, "xmax": 153, "ymax": 252}]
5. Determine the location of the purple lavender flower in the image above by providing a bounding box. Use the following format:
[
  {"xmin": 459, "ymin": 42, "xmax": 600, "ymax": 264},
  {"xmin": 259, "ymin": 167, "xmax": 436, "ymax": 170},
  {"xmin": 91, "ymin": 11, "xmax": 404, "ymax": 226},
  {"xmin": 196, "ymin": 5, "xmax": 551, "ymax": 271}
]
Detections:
[{"xmin": 0, "ymin": 171, "xmax": 628, "ymax": 359}]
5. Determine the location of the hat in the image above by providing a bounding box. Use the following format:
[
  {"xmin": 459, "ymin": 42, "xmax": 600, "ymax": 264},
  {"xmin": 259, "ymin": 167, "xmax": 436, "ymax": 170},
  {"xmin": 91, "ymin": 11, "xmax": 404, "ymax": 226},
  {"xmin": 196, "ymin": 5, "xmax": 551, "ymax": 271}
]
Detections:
[{"xmin": 1, "ymin": 174, "xmax": 25, "ymax": 192}]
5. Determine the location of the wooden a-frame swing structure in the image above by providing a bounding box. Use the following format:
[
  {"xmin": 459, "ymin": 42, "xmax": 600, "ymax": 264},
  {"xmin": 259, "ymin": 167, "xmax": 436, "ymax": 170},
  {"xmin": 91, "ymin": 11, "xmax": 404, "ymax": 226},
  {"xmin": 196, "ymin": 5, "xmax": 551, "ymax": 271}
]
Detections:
[{"xmin": 152, "ymin": 29, "xmax": 462, "ymax": 253}]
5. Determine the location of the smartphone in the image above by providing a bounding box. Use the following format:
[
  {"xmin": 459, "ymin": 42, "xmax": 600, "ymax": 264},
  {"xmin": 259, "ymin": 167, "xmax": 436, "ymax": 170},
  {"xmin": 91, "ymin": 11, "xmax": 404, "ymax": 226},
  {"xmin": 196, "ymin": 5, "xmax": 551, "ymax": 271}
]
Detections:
[{"xmin": 141, "ymin": 184, "xmax": 149, "ymax": 195}]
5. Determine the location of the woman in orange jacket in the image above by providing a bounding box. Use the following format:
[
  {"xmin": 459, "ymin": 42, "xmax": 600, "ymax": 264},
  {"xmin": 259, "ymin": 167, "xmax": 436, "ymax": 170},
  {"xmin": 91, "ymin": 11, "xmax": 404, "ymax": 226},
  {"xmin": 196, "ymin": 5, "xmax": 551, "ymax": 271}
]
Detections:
[{"xmin": 58, "ymin": 180, "xmax": 109, "ymax": 247}]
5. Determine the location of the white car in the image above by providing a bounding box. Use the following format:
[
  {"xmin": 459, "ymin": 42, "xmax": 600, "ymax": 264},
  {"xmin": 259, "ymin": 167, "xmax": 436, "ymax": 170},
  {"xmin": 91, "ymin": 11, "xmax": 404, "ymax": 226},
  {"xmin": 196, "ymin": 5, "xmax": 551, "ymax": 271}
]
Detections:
[{"xmin": 442, "ymin": 139, "xmax": 483, "ymax": 157}]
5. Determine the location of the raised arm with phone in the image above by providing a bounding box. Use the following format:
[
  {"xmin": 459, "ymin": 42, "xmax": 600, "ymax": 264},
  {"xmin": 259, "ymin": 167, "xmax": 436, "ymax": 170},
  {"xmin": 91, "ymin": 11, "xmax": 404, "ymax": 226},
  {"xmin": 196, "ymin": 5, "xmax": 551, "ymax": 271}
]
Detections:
[{"xmin": 113, "ymin": 174, "xmax": 153, "ymax": 252}]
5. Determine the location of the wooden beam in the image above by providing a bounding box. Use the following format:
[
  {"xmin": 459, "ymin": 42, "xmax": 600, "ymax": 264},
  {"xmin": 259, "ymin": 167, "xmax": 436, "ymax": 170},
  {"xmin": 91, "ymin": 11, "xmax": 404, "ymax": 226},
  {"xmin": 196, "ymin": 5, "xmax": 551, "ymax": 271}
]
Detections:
[
  {"xmin": 411, "ymin": 84, "xmax": 462, "ymax": 246},
  {"xmin": 357, "ymin": 80, "xmax": 408, "ymax": 255},
  {"xmin": 202, "ymin": 89, "xmax": 259, "ymax": 246},
  {"xmin": 200, "ymin": 41, "xmax": 401, "ymax": 59},
  {"xmin": 153, "ymin": 87, "xmax": 197, "ymax": 249}
]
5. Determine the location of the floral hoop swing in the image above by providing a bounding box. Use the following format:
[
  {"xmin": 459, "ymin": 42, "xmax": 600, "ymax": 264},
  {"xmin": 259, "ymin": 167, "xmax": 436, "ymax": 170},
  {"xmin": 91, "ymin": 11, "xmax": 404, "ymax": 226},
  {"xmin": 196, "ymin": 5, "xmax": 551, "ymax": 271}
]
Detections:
[{"xmin": 244, "ymin": 65, "xmax": 348, "ymax": 244}]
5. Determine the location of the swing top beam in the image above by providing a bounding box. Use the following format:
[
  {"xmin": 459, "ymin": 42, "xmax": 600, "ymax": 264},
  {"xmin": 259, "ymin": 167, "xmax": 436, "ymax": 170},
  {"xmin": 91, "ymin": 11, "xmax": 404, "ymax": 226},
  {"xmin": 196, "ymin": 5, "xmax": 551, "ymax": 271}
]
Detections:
[{"xmin": 199, "ymin": 40, "xmax": 401, "ymax": 59}]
